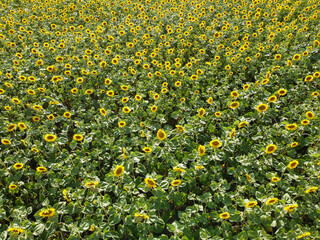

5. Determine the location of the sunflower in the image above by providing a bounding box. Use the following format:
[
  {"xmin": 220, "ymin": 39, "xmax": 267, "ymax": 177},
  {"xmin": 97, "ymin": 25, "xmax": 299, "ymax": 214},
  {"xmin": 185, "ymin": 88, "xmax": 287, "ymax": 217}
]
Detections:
[
  {"xmin": 12, "ymin": 98, "xmax": 21, "ymax": 104},
  {"xmin": 278, "ymin": 89, "xmax": 287, "ymax": 96},
  {"xmin": 215, "ymin": 112, "xmax": 221, "ymax": 117},
  {"xmin": 37, "ymin": 166, "xmax": 47, "ymax": 172},
  {"xmin": 297, "ymin": 233, "xmax": 311, "ymax": 239},
  {"xmin": 245, "ymin": 201, "xmax": 258, "ymax": 208},
  {"xmin": 173, "ymin": 167, "xmax": 186, "ymax": 173},
  {"xmin": 44, "ymin": 134, "xmax": 57, "ymax": 142},
  {"xmin": 114, "ymin": 165, "xmax": 124, "ymax": 177},
  {"xmin": 143, "ymin": 147, "xmax": 152, "ymax": 153},
  {"xmin": 292, "ymin": 54, "xmax": 301, "ymax": 61},
  {"xmin": 85, "ymin": 181, "xmax": 99, "ymax": 188},
  {"xmin": 210, "ymin": 140, "xmax": 222, "ymax": 148},
  {"xmin": 231, "ymin": 91, "xmax": 239, "ymax": 98},
  {"xmin": 198, "ymin": 108, "xmax": 205, "ymax": 117},
  {"xmin": 7, "ymin": 124, "xmax": 17, "ymax": 132},
  {"xmin": 195, "ymin": 165, "xmax": 204, "ymax": 170},
  {"xmin": 243, "ymin": 84, "xmax": 250, "ymax": 90},
  {"xmin": 9, "ymin": 184, "xmax": 18, "ymax": 190},
  {"xmin": 145, "ymin": 178, "xmax": 157, "ymax": 188},
  {"xmin": 39, "ymin": 208, "xmax": 55, "ymax": 218},
  {"xmin": 266, "ymin": 198, "xmax": 278, "ymax": 205},
  {"xmin": 219, "ymin": 212, "xmax": 230, "ymax": 219},
  {"xmin": 207, "ymin": 97, "xmax": 213, "ymax": 104},
  {"xmin": 229, "ymin": 128, "xmax": 236, "ymax": 138},
  {"xmin": 301, "ymin": 119, "xmax": 310, "ymax": 125},
  {"xmin": 257, "ymin": 104, "xmax": 268, "ymax": 112},
  {"xmin": 100, "ymin": 108, "xmax": 107, "ymax": 116},
  {"xmin": 266, "ymin": 144, "xmax": 277, "ymax": 154},
  {"xmin": 175, "ymin": 125, "xmax": 185, "ymax": 132},
  {"xmin": 73, "ymin": 134, "xmax": 83, "ymax": 141},
  {"xmin": 290, "ymin": 142, "xmax": 298, "ymax": 148},
  {"xmin": 118, "ymin": 121, "xmax": 126, "ymax": 127},
  {"xmin": 31, "ymin": 148, "xmax": 39, "ymax": 153},
  {"xmin": 285, "ymin": 123, "xmax": 297, "ymax": 130},
  {"xmin": 305, "ymin": 187, "xmax": 318, "ymax": 193},
  {"xmin": 288, "ymin": 160, "xmax": 299, "ymax": 169},
  {"xmin": 271, "ymin": 177, "xmax": 280, "ymax": 183},
  {"xmin": 107, "ymin": 90, "xmax": 114, "ymax": 97},
  {"xmin": 268, "ymin": 95, "xmax": 277, "ymax": 102},
  {"xmin": 306, "ymin": 111, "xmax": 314, "ymax": 119},
  {"xmin": 18, "ymin": 123, "xmax": 27, "ymax": 130},
  {"xmin": 63, "ymin": 112, "xmax": 71, "ymax": 118},
  {"xmin": 171, "ymin": 180, "xmax": 181, "ymax": 187},
  {"xmin": 2, "ymin": 139, "xmax": 12, "ymax": 145},
  {"xmin": 157, "ymin": 129, "xmax": 166, "ymax": 140},
  {"xmin": 198, "ymin": 145, "xmax": 205, "ymax": 156},
  {"xmin": 284, "ymin": 204, "xmax": 298, "ymax": 212},
  {"xmin": 85, "ymin": 89, "xmax": 93, "ymax": 95},
  {"xmin": 151, "ymin": 106, "xmax": 157, "ymax": 112},
  {"xmin": 230, "ymin": 102, "xmax": 240, "ymax": 109},
  {"xmin": 238, "ymin": 121, "xmax": 248, "ymax": 128},
  {"xmin": 13, "ymin": 163, "xmax": 23, "ymax": 169},
  {"xmin": 304, "ymin": 75, "xmax": 313, "ymax": 82},
  {"xmin": 312, "ymin": 92, "xmax": 319, "ymax": 97},
  {"xmin": 135, "ymin": 95, "xmax": 142, "ymax": 101},
  {"xmin": 7, "ymin": 227, "xmax": 25, "ymax": 234},
  {"xmin": 123, "ymin": 107, "xmax": 131, "ymax": 113}
]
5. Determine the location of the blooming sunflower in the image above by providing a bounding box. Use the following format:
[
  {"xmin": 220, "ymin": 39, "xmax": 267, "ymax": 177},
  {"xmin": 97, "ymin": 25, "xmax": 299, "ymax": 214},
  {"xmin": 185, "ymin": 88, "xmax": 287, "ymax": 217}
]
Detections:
[
  {"xmin": 173, "ymin": 167, "xmax": 186, "ymax": 173},
  {"xmin": 39, "ymin": 208, "xmax": 55, "ymax": 218},
  {"xmin": 278, "ymin": 89, "xmax": 287, "ymax": 96},
  {"xmin": 301, "ymin": 119, "xmax": 310, "ymax": 125},
  {"xmin": 305, "ymin": 187, "xmax": 318, "ymax": 193},
  {"xmin": 37, "ymin": 166, "xmax": 47, "ymax": 172},
  {"xmin": 266, "ymin": 198, "xmax": 278, "ymax": 205},
  {"xmin": 123, "ymin": 107, "xmax": 131, "ymax": 113},
  {"xmin": 306, "ymin": 111, "xmax": 314, "ymax": 119},
  {"xmin": 288, "ymin": 160, "xmax": 299, "ymax": 169},
  {"xmin": 118, "ymin": 121, "xmax": 126, "ymax": 127},
  {"xmin": 9, "ymin": 184, "xmax": 18, "ymax": 190},
  {"xmin": 271, "ymin": 177, "xmax": 280, "ymax": 183},
  {"xmin": 266, "ymin": 144, "xmax": 277, "ymax": 154},
  {"xmin": 268, "ymin": 95, "xmax": 277, "ymax": 103},
  {"xmin": 210, "ymin": 139, "xmax": 222, "ymax": 148},
  {"xmin": 238, "ymin": 121, "xmax": 248, "ymax": 128},
  {"xmin": 73, "ymin": 134, "xmax": 83, "ymax": 141},
  {"xmin": 13, "ymin": 163, "xmax": 23, "ymax": 169},
  {"xmin": 63, "ymin": 112, "xmax": 71, "ymax": 118},
  {"xmin": 284, "ymin": 204, "xmax": 298, "ymax": 212},
  {"xmin": 257, "ymin": 104, "xmax": 268, "ymax": 112},
  {"xmin": 171, "ymin": 180, "xmax": 182, "ymax": 187},
  {"xmin": 145, "ymin": 178, "xmax": 157, "ymax": 188},
  {"xmin": 7, "ymin": 227, "xmax": 25, "ymax": 234},
  {"xmin": 230, "ymin": 102, "xmax": 240, "ymax": 109},
  {"xmin": 285, "ymin": 123, "xmax": 297, "ymax": 130},
  {"xmin": 143, "ymin": 147, "xmax": 152, "ymax": 153},
  {"xmin": 157, "ymin": 129, "xmax": 166, "ymax": 140},
  {"xmin": 219, "ymin": 212, "xmax": 230, "ymax": 219},
  {"xmin": 7, "ymin": 124, "xmax": 17, "ymax": 132},
  {"xmin": 198, "ymin": 145, "xmax": 205, "ymax": 156},
  {"xmin": 44, "ymin": 134, "xmax": 57, "ymax": 142},
  {"xmin": 245, "ymin": 201, "xmax": 258, "ymax": 208},
  {"xmin": 114, "ymin": 165, "xmax": 124, "ymax": 177},
  {"xmin": 198, "ymin": 108, "xmax": 205, "ymax": 118}
]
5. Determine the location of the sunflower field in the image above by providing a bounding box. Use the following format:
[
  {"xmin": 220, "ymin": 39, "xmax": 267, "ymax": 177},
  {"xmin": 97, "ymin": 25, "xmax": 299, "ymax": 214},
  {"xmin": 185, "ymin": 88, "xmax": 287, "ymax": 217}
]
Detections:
[{"xmin": 0, "ymin": 0, "xmax": 320, "ymax": 239}]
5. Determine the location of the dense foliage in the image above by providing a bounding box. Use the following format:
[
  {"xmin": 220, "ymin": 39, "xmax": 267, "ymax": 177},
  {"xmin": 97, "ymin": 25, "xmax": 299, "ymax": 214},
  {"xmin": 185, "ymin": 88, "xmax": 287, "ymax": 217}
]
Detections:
[{"xmin": 0, "ymin": 0, "xmax": 320, "ymax": 239}]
